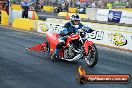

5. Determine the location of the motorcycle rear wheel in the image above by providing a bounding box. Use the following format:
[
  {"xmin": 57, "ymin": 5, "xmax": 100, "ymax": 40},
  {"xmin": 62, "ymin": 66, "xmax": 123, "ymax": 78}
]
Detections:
[{"xmin": 84, "ymin": 44, "xmax": 98, "ymax": 67}]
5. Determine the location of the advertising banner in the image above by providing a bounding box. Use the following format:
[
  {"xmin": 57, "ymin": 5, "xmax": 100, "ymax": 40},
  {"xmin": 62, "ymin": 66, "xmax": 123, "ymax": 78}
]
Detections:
[
  {"xmin": 85, "ymin": 23, "xmax": 132, "ymax": 51},
  {"xmin": 120, "ymin": 11, "xmax": 132, "ymax": 24},
  {"xmin": 37, "ymin": 21, "xmax": 63, "ymax": 34},
  {"xmin": 37, "ymin": 21, "xmax": 48, "ymax": 33},
  {"xmin": 95, "ymin": 9, "xmax": 132, "ymax": 24},
  {"xmin": 108, "ymin": 10, "xmax": 122, "ymax": 23},
  {"xmin": 88, "ymin": 30, "xmax": 132, "ymax": 51}
]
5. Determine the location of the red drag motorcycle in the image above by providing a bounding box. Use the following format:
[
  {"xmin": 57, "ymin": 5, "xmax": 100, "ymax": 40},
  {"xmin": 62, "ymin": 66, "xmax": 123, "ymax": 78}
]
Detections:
[{"xmin": 26, "ymin": 28, "xmax": 98, "ymax": 67}]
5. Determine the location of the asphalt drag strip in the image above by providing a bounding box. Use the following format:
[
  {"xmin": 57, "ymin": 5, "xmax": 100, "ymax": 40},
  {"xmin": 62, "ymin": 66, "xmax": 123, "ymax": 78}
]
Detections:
[{"xmin": 0, "ymin": 26, "xmax": 132, "ymax": 88}]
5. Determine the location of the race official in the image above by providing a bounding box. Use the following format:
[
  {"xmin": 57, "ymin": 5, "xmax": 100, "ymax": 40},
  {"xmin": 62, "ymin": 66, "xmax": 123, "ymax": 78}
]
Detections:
[{"xmin": 21, "ymin": 0, "xmax": 30, "ymax": 18}]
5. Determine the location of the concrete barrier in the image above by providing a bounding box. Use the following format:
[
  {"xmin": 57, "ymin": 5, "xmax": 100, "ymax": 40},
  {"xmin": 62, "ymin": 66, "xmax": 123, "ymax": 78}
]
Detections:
[
  {"xmin": 68, "ymin": 7, "xmax": 77, "ymax": 13},
  {"xmin": 12, "ymin": 18, "xmax": 35, "ymax": 31},
  {"xmin": 37, "ymin": 18, "xmax": 132, "ymax": 51},
  {"xmin": 0, "ymin": 10, "xmax": 9, "ymax": 26},
  {"xmin": 42, "ymin": 6, "xmax": 54, "ymax": 12},
  {"xmin": 58, "ymin": 12, "xmax": 87, "ymax": 19},
  {"xmin": 58, "ymin": 12, "xmax": 67, "ymax": 17},
  {"xmin": 11, "ymin": 4, "xmax": 22, "ymax": 10}
]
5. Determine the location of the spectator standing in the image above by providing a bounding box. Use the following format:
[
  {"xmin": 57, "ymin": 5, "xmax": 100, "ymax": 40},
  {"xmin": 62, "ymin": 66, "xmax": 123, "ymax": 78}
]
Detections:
[
  {"xmin": 91, "ymin": 1, "xmax": 96, "ymax": 8},
  {"xmin": 76, "ymin": 0, "xmax": 81, "ymax": 7},
  {"xmin": 3, "ymin": 0, "xmax": 9, "ymax": 15},
  {"xmin": 125, "ymin": 0, "xmax": 129, "ymax": 8},
  {"xmin": 21, "ymin": 0, "xmax": 30, "ymax": 18},
  {"xmin": 64, "ymin": 1, "xmax": 69, "ymax": 11},
  {"xmin": 107, "ymin": 1, "xmax": 113, "ymax": 9},
  {"xmin": 97, "ymin": 0, "xmax": 102, "ymax": 8}
]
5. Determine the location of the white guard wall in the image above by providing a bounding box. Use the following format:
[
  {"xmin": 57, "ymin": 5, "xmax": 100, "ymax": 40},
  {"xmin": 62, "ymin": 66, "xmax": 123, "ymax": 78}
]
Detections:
[
  {"xmin": 86, "ymin": 8, "xmax": 132, "ymax": 24},
  {"xmin": 37, "ymin": 18, "xmax": 132, "ymax": 51},
  {"xmin": 96, "ymin": 9, "xmax": 109, "ymax": 22},
  {"xmin": 120, "ymin": 11, "xmax": 132, "ymax": 24},
  {"xmin": 9, "ymin": 10, "xmax": 22, "ymax": 23}
]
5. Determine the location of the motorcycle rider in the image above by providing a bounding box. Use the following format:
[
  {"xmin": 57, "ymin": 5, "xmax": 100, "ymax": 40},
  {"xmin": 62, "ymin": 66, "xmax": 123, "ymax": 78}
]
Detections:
[{"xmin": 52, "ymin": 14, "xmax": 94, "ymax": 60}]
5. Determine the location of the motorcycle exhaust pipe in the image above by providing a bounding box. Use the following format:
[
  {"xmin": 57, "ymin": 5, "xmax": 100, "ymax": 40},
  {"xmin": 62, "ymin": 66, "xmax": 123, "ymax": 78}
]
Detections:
[
  {"xmin": 65, "ymin": 54, "xmax": 83, "ymax": 61},
  {"xmin": 74, "ymin": 49, "xmax": 82, "ymax": 53}
]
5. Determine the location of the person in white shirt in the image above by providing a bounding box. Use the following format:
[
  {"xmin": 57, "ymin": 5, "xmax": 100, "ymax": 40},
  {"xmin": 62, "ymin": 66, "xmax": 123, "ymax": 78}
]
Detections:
[{"xmin": 91, "ymin": 2, "xmax": 96, "ymax": 8}]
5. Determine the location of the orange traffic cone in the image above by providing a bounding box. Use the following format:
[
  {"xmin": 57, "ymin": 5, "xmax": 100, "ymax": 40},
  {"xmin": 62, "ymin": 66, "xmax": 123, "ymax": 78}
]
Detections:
[
  {"xmin": 65, "ymin": 12, "xmax": 70, "ymax": 20},
  {"xmin": 31, "ymin": 11, "xmax": 35, "ymax": 20}
]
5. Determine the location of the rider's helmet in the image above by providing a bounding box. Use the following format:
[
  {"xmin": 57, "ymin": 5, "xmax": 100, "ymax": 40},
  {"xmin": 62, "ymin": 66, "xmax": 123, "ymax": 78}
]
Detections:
[{"xmin": 70, "ymin": 14, "xmax": 81, "ymax": 25}]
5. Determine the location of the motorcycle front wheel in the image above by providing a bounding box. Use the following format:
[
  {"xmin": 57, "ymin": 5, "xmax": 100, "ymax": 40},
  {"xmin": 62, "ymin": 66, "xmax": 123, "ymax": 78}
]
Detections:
[{"xmin": 84, "ymin": 44, "xmax": 98, "ymax": 67}]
